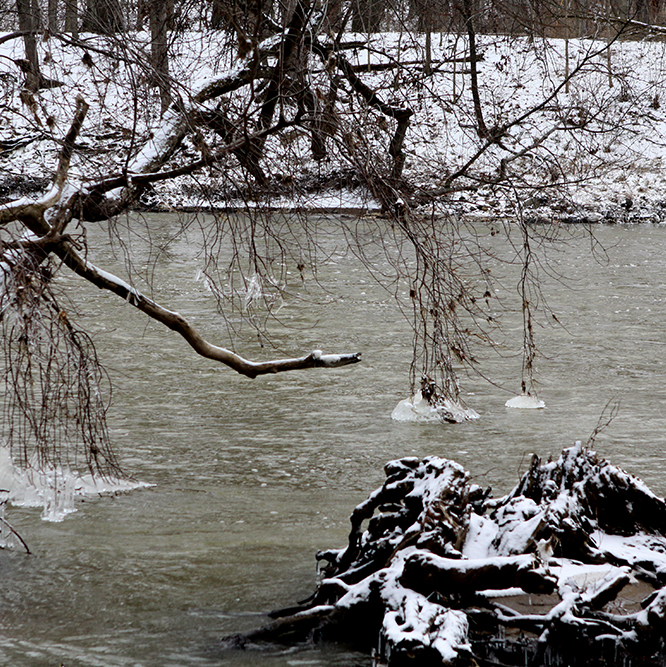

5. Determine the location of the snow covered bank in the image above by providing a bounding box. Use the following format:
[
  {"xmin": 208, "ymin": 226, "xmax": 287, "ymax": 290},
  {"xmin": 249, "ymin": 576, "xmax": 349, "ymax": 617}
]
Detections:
[{"xmin": 2, "ymin": 31, "xmax": 666, "ymax": 220}]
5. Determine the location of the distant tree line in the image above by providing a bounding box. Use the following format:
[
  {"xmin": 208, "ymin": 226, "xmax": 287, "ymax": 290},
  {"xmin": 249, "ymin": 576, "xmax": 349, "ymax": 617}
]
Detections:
[{"xmin": 3, "ymin": 0, "xmax": 665, "ymax": 38}]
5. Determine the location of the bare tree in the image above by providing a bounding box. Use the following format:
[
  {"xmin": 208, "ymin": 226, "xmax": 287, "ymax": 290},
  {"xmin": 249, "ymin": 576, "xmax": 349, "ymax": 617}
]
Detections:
[{"xmin": 0, "ymin": 0, "xmax": 654, "ymax": 474}]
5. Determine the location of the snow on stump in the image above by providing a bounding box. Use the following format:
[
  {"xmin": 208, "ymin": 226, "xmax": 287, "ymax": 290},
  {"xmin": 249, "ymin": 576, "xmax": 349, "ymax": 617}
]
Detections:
[{"xmin": 224, "ymin": 444, "xmax": 666, "ymax": 666}]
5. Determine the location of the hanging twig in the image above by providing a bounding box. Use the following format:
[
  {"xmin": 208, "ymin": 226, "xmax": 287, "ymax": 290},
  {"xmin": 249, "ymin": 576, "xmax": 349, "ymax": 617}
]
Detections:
[{"xmin": 0, "ymin": 516, "xmax": 31, "ymax": 554}]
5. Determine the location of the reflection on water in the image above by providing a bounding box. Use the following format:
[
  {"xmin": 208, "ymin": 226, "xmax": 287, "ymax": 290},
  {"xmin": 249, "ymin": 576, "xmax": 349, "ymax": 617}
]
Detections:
[{"xmin": 2, "ymin": 216, "xmax": 666, "ymax": 666}]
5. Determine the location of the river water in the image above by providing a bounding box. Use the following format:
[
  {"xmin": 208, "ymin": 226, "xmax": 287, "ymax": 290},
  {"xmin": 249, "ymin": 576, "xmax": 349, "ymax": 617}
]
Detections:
[{"xmin": 2, "ymin": 215, "xmax": 666, "ymax": 666}]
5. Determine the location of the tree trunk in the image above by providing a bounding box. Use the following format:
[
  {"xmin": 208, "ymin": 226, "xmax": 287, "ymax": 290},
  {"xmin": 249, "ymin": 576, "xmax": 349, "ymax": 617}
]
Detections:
[
  {"xmin": 31, "ymin": 0, "xmax": 42, "ymax": 29},
  {"xmin": 424, "ymin": 28, "xmax": 432, "ymax": 75},
  {"xmin": 245, "ymin": 0, "xmax": 311, "ymax": 183},
  {"xmin": 15, "ymin": 0, "xmax": 41, "ymax": 92},
  {"xmin": 64, "ymin": 0, "xmax": 78, "ymax": 35},
  {"xmin": 80, "ymin": 0, "xmax": 125, "ymax": 34},
  {"xmin": 459, "ymin": 0, "xmax": 487, "ymax": 137},
  {"xmin": 136, "ymin": 0, "xmax": 148, "ymax": 29},
  {"xmin": 150, "ymin": 0, "xmax": 171, "ymax": 114},
  {"xmin": 351, "ymin": 0, "xmax": 385, "ymax": 32},
  {"xmin": 47, "ymin": 0, "xmax": 57, "ymax": 31},
  {"xmin": 210, "ymin": 0, "xmax": 230, "ymax": 29}
]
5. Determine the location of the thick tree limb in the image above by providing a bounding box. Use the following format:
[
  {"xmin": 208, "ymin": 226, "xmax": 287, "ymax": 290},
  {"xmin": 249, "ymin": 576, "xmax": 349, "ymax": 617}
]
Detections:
[
  {"xmin": 14, "ymin": 204, "xmax": 361, "ymax": 377},
  {"xmin": 92, "ymin": 114, "xmax": 299, "ymax": 197},
  {"xmin": 0, "ymin": 96, "xmax": 88, "ymax": 226},
  {"xmin": 314, "ymin": 45, "xmax": 412, "ymax": 126},
  {"xmin": 225, "ymin": 604, "xmax": 338, "ymax": 646},
  {"xmin": 401, "ymin": 552, "xmax": 558, "ymax": 597},
  {"xmin": 121, "ymin": 31, "xmax": 285, "ymax": 178},
  {"xmin": 47, "ymin": 240, "xmax": 362, "ymax": 377}
]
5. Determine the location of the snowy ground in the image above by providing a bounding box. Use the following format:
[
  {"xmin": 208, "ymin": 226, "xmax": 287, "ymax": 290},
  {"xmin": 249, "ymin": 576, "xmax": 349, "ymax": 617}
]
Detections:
[{"xmin": 2, "ymin": 30, "xmax": 666, "ymax": 220}]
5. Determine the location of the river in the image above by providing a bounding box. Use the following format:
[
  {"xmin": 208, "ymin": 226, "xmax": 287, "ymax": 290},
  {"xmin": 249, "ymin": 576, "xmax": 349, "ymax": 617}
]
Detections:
[{"xmin": 1, "ymin": 214, "xmax": 666, "ymax": 666}]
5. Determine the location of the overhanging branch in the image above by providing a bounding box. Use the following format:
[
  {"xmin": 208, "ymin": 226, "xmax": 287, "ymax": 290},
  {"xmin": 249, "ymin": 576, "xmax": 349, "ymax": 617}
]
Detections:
[{"xmin": 52, "ymin": 241, "xmax": 360, "ymax": 377}]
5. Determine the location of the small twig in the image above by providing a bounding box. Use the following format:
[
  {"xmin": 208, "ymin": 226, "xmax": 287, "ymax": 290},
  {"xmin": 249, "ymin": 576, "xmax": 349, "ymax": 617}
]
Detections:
[
  {"xmin": 0, "ymin": 515, "xmax": 31, "ymax": 554},
  {"xmin": 587, "ymin": 398, "xmax": 620, "ymax": 448}
]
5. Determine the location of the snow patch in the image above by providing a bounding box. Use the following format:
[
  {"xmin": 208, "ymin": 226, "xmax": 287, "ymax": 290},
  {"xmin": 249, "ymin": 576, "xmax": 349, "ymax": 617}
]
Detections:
[
  {"xmin": 591, "ymin": 530, "xmax": 666, "ymax": 575},
  {"xmin": 462, "ymin": 512, "xmax": 498, "ymax": 559}
]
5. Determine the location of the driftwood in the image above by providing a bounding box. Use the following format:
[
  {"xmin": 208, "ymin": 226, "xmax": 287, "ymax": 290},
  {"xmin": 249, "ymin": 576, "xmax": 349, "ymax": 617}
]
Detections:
[{"xmin": 225, "ymin": 443, "xmax": 666, "ymax": 666}]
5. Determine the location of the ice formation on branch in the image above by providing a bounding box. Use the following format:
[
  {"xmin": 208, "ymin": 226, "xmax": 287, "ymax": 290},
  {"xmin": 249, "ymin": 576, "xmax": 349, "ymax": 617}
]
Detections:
[
  {"xmin": 505, "ymin": 393, "xmax": 546, "ymax": 409},
  {"xmin": 0, "ymin": 447, "xmax": 150, "ymax": 523},
  {"xmin": 392, "ymin": 391, "xmax": 480, "ymax": 423}
]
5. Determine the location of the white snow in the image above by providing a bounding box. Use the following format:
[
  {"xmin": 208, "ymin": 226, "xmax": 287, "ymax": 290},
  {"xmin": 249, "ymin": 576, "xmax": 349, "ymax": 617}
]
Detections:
[
  {"xmin": 591, "ymin": 529, "xmax": 666, "ymax": 575},
  {"xmin": 492, "ymin": 499, "xmax": 546, "ymax": 556},
  {"xmin": 462, "ymin": 512, "xmax": 498, "ymax": 559},
  {"xmin": 127, "ymin": 108, "xmax": 183, "ymax": 173},
  {"xmin": 3, "ymin": 32, "xmax": 666, "ymax": 218},
  {"xmin": 376, "ymin": 549, "xmax": 472, "ymax": 665}
]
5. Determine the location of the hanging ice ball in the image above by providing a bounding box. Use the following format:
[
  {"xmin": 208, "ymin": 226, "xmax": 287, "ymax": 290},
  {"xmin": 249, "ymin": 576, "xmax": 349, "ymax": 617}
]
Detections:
[
  {"xmin": 505, "ymin": 393, "xmax": 546, "ymax": 409},
  {"xmin": 392, "ymin": 391, "xmax": 480, "ymax": 423}
]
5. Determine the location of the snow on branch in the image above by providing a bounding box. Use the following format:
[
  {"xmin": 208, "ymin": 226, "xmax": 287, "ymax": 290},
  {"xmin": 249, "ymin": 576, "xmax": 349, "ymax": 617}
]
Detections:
[
  {"xmin": 49, "ymin": 244, "xmax": 360, "ymax": 377},
  {"xmin": 126, "ymin": 32, "xmax": 285, "ymax": 177},
  {"xmin": 0, "ymin": 96, "xmax": 88, "ymax": 226}
]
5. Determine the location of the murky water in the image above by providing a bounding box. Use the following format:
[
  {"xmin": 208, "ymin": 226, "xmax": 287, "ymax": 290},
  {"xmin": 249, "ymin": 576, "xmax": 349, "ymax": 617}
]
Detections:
[{"xmin": 2, "ymin": 215, "xmax": 666, "ymax": 666}]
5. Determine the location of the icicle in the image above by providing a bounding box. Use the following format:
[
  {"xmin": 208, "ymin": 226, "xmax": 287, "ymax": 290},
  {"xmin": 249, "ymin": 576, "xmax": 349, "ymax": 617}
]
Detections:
[{"xmin": 0, "ymin": 447, "xmax": 151, "ymax": 522}]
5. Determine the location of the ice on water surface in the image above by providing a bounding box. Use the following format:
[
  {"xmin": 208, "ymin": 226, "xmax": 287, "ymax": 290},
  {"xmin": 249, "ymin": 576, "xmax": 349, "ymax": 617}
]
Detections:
[
  {"xmin": 0, "ymin": 447, "xmax": 150, "ymax": 523},
  {"xmin": 392, "ymin": 391, "xmax": 480, "ymax": 423}
]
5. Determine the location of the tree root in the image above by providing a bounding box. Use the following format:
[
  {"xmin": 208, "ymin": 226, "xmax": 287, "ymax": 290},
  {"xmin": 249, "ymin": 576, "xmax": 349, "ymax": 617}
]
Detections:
[{"xmin": 227, "ymin": 443, "xmax": 666, "ymax": 666}]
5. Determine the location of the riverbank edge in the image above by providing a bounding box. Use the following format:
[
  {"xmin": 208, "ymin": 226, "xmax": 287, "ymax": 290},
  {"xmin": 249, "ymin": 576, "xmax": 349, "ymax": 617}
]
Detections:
[{"xmin": 4, "ymin": 171, "xmax": 665, "ymax": 224}]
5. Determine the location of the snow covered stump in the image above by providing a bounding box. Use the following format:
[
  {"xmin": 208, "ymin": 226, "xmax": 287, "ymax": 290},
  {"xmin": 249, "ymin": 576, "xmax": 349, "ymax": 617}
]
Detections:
[{"xmin": 224, "ymin": 444, "xmax": 666, "ymax": 666}]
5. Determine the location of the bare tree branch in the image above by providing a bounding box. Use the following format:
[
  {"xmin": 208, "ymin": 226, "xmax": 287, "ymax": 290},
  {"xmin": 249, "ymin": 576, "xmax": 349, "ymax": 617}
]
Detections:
[
  {"xmin": 0, "ymin": 96, "xmax": 88, "ymax": 225},
  {"xmin": 0, "ymin": 514, "xmax": 31, "ymax": 554},
  {"xmin": 50, "ymin": 242, "xmax": 362, "ymax": 378}
]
